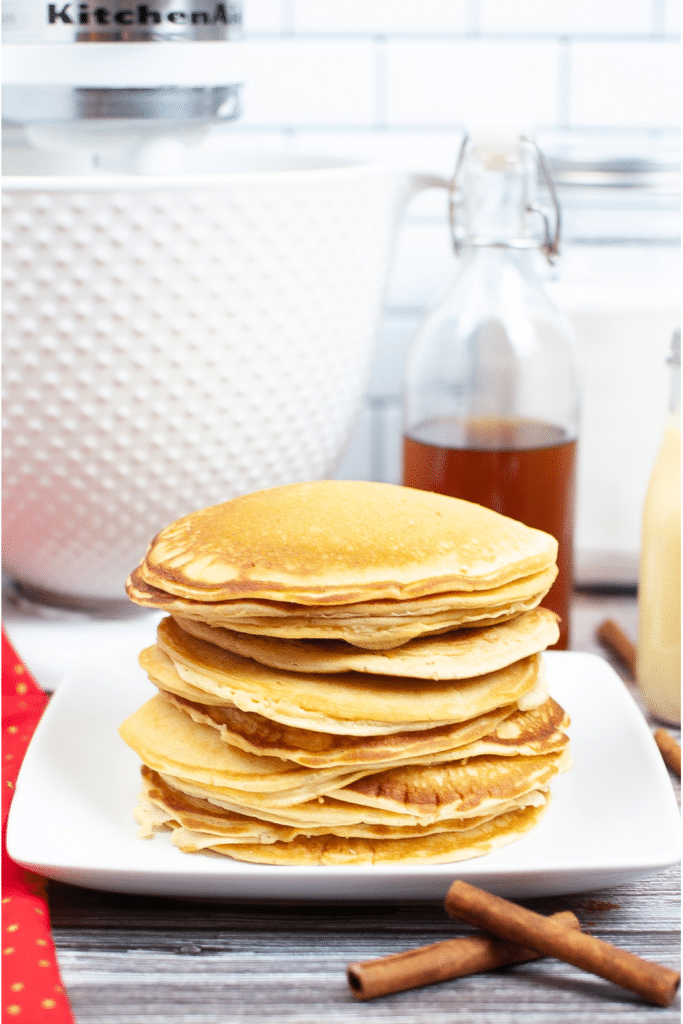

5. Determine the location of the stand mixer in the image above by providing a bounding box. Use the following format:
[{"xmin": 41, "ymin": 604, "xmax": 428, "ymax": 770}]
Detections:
[
  {"xmin": 2, "ymin": 3, "xmax": 440, "ymax": 604},
  {"xmin": 2, "ymin": 0, "xmax": 244, "ymax": 174}
]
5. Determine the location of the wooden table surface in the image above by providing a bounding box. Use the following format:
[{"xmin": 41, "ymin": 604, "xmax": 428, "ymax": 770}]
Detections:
[{"xmin": 14, "ymin": 591, "xmax": 683, "ymax": 1023}]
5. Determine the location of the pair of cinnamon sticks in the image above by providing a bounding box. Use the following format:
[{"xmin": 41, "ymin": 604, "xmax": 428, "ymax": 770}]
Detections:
[{"xmin": 347, "ymin": 880, "xmax": 680, "ymax": 1007}]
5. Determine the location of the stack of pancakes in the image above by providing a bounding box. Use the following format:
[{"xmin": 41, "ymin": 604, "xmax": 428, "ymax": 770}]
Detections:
[{"xmin": 120, "ymin": 480, "xmax": 571, "ymax": 866}]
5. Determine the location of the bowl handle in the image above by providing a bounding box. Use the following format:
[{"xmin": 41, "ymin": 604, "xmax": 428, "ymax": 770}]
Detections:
[{"xmin": 407, "ymin": 171, "xmax": 450, "ymax": 197}]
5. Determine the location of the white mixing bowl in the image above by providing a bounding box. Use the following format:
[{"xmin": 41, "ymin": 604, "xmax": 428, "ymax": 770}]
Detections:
[{"xmin": 2, "ymin": 145, "xmax": 440, "ymax": 602}]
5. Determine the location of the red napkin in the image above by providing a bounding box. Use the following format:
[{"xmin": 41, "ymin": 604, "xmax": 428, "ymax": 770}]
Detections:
[{"xmin": 2, "ymin": 628, "xmax": 75, "ymax": 1023}]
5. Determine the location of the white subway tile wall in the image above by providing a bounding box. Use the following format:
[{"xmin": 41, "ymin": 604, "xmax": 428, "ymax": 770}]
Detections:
[
  {"xmin": 219, "ymin": 2, "xmax": 680, "ymax": 583},
  {"xmin": 569, "ymin": 41, "xmax": 680, "ymax": 127},
  {"xmin": 664, "ymin": 0, "xmax": 682, "ymax": 35},
  {"xmin": 478, "ymin": 0, "xmax": 654, "ymax": 36},
  {"xmin": 385, "ymin": 40, "xmax": 562, "ymax": 126},
  {"xmin": 237, "ymin": 40, "xmax": 377, "ymax": 125},
  {"xmin": 241, "ymin": 0, "xmax": 281, "ymax": 34},
  {"xmin": 293, "ymin": 0, "xmax": 470, "ymax": 34}
]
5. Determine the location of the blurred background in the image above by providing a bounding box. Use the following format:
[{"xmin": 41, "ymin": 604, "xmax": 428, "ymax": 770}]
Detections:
[
  {"xmin": 2, "ymin": 0, "xmax": 680, "ymax": 625},
  {"xmin": 219, "ymin": 0, "xmax": 680, "ymax": 588},
  {"xmin": 0, "ymin": 0, "xmax": 680, "ymax": 687}
]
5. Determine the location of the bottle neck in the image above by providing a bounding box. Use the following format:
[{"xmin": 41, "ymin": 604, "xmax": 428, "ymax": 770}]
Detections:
[
  {"xmin": 464, "ymin": 171, "xmax": 528, "ymax": 244},
  {"xmin": 456, "ymin": 143, "xmax": 540, "ymax": 251},
  {"xmin": 454, "ymin": 244, "xmax": 546, "ymax": 296}
]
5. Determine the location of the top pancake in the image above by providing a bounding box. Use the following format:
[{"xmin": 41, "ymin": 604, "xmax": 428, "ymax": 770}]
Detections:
[{"xmin": 128, "ymin": 480, "xmax": 558, "ymax": 606}]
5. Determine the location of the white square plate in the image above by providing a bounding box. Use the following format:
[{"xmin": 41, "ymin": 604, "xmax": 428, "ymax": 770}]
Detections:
[{"xmin": 6, "ymin": 650, "xmax": 680, "ymax": 901}]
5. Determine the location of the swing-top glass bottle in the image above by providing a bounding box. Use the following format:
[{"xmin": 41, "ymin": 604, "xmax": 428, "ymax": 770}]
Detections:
[{"xmin": 403, "ymin": 129, "xmax": 580, "ymax": 649}]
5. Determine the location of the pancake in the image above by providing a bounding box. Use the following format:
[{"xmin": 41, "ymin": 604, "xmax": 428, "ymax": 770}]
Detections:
[
  {"xmin": 128, "ymin": 566, "xmax": 557, "ymax": 620},
  {"xmin": 328, "ymin": 747, "xmax": 572, "ymax": 819},
  {"xmin": 197, "ymin": 602, "xmax": 545, "ymax": 649},
  {"xmin": 128, "ymin": 480, "xmax": 558, "ymax": 605},
  {"xmin": 151, "ymin": 771, "xmax": 482, "ymax": 827},
  {"xmin": 172, "ymin": 607, "xmax": 560, "ymax": 679},
  {"xmin": 136, "ymin": 767, "xmax": 548, "ymax": 849},
  {"xmin": 136, "ymin": 594, "xmax": 545, "ymax": 649},
  {"xmin": 126, "ymin": 563, "xmax": 557, "ymax": 649},
  {"xmin": 119, "ymin": 694, "xmax": 378, "ymax": 803},
  {"xmin": 169, "ymin": 799, "xmax": 552, "ymax": 865},
  {"xmin": 160, "ymin": 689, "xmax": 568, "ymax": 768},
  {"xmin": 145, "ymin": 617, "xmax": 545, "ymax": 735},
  {"xmin": 151, "ymin": 769, "xmax": 544, "ymax": 828},
  {"xmin": 158, "ymin": 690, "xmax": 517, "ymax": 767}
]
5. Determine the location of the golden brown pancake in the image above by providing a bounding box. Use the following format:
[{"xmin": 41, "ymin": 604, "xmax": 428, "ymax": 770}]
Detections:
[
  {"xmin": 136, "ymin": 767, "xmax": 548, "ymax": 850},
  {"xmin": 168, "ymin": 800, "xmax": 552, "ymax": 865},
  {"xmin": 196, "ymin": 603, "xmax": 545, "ymax": 649},
  {"xmin": 160, "ymin": 688, "xmax": 568, "ymax": 769},
  {"xmin": 143, "ymin": 617, "xmax": 545, "ymax": 735},
  {"xmin": 128, "ymin": 480, "xmax": 558, "ymax": 605},
  {"xmin": 327, "ymin": 748, "xmax": 572, "ymax": 818},
  {"xmin": 143, "ymin": 595, "xmax": 547, "ymax": 649},
  {"xmin": 126, "ymin": 563, "xmax": 558, "ymax": 650},
  {"xmin": 158, "ymin": 690, "xmax": 517, "ymax": 767},
  {"xmin": 150, "ymin": 769, "xmax": 543, "ymax": 828},
  {"xmin": 128, "ymin": 566, "xmax": 557, "ymax": 620},
  {"xmin": 119, "ymin": 694, "xmax": 379, "ymax": 803},
  {"xmin": 172, "ymin": 607, "xmax": 559, "ymax": 679}
]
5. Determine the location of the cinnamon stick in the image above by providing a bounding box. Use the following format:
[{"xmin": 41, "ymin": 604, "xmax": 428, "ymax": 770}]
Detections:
[
  {"xmin": 597, "ymin": 619, "xmax": 637, "ymax": 678},
  {"xmin": 654, "ymin": 728, "xmax": 681, "ymax": 777},
  {"xmin": 347, "ymin": 910, "xmax": 580, "ymax": 1000},
  {"xmin": 445, "ymin": 880, "xmax": 680, "ymax": 1007}
]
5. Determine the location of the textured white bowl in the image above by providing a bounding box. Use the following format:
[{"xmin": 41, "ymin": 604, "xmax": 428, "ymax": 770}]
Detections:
[{"xmin": 2, "ymin": 148, "xmax": 437, "ymax": 601}]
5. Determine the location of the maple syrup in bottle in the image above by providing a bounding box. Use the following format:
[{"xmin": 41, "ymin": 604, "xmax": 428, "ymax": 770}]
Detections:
[
  {"xmin": 402, "ymin": 129, "xmax": 580, "ymax": 649},
  {"xmin": 404, "ymin": 417, "xmax": 576, "ymax": 649}
]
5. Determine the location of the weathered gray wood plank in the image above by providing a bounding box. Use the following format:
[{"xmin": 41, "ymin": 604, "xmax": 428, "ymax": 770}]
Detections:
[
  {"xmin": 50, "ymin": 866, "xmax": 681, "ymax": 1024},
  {"xmin": 51, "ymin": 950, "xmax": 683, "ymax": 1024}
]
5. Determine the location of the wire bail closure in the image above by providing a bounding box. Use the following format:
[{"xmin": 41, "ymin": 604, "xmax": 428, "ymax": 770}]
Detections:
[{"xmin": 448, "ymin": 134, "xmax": 562, "ymax": 265}]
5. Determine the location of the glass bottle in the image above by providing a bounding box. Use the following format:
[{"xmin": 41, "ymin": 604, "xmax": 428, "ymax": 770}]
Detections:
[
  {"xmin": 637, "ymin": 328, "xmax": 681, "ymax": 725},
  {"xmin": 403, "ymin": 129, "xmax": 580, "ymax": 649}
]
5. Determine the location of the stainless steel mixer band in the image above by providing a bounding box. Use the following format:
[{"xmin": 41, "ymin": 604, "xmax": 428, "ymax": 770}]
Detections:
[
  {"xmin": 2, "ymin": 0, "xmax": 242, "ymax": 42},
  {"xmin": 2, "ymin": 83, "xmax": 242, "ymax": 122}
]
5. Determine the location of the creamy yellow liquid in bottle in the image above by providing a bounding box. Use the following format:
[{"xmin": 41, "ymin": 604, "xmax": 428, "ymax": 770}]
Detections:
[{"xmin": 637, "ymin": 381, "xmax": 681, "ymax": 725}]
